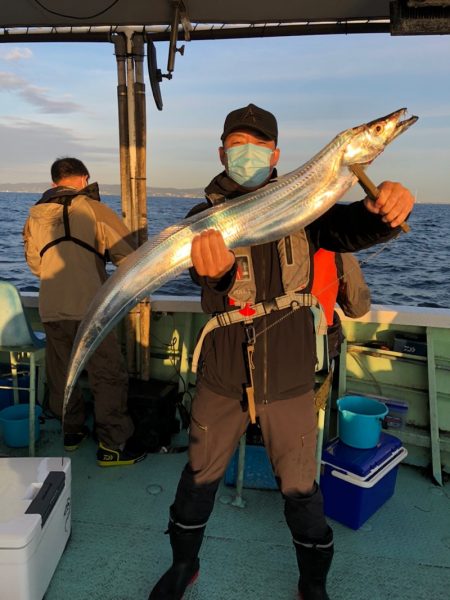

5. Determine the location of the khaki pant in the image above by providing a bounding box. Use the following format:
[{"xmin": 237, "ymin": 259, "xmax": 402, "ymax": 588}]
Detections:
[
  {"xmin": 43, "ymin": 320, "xmax": 134, "ymax": 449},
  {"xmin": 189, "ymin": 382, "xmax": 317, "ymax": 495}
]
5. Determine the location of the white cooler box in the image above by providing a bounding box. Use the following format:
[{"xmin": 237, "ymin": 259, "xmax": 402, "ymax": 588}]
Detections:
[{"xmin": 0, "ymin": 457, "xmax": 71, "ymax": 600}]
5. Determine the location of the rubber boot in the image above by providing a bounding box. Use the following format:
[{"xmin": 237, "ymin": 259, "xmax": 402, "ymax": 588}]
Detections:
[
  {"xmin": 148, "ymin": 520, "xmax": 205, "ymax": 600},
  {"xmin": 295, "ymin": 527, "xmax": 334, "ymax": 600}
]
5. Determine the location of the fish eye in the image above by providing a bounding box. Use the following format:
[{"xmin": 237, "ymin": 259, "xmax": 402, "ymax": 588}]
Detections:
[{"xmin": 374, "ymin": 124, "xmax": 383, "ymax": 134}]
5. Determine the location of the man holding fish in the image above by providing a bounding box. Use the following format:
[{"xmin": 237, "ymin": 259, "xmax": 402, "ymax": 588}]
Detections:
[{"xmin": 148, "ymin": 104, "xmax": 415, "ymax": 600}]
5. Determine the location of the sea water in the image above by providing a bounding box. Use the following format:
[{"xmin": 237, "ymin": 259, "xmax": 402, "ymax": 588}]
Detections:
[{"xmin": 1, "ymin": 192, "xmax": 449, "ymax": 308}]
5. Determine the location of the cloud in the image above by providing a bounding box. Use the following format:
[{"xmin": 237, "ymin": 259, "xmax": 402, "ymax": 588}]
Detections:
[
  {"xmin": 0, "ymin": 71, "xmax": 83, "ymax": 113},
  {"xmin": 0, "ymin": 118, "xmax": 116, "ymax": 169},
  {"xmin": 0, "ymin": 47, "xmax": 33, "ymax": 61}
]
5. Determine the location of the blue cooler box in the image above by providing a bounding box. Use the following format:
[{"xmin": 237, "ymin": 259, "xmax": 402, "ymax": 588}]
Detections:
[
  {"xmin": 224, "ymin": 445, "xmax": 278, "ymax": 490},
  {"xmin": 320, "ymin": 432, "xmax": 407, "ymax": 530}
]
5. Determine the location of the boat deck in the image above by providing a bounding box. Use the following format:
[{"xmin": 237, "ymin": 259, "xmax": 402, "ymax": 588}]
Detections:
[{"xmin": 2, "ymin": 417, "xmax": 450, "ymax": 600}]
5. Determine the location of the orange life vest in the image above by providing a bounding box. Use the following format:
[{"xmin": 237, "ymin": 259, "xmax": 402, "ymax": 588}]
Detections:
[{"xmin": 311, "ymin": 249, "xmax": 339, "ymax": 327}]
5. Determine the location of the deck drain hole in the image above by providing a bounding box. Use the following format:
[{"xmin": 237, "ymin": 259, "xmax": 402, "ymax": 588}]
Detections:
[
  {"xmin": 218, "ymin": 495, "xmax": 232, "ymax": 505},
  {"xmin": 146, "ymin": 484, "xmax": 163, "ymax": 495}
]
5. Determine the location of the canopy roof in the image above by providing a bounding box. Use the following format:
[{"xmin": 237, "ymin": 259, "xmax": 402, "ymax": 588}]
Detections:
[
  {"xmin": 1, "ymin": 1, "xmax": 449, "ymax": 41},
  {"xmin": 0, "ymin": 1, "xmax": 392, "ymax": 27}
]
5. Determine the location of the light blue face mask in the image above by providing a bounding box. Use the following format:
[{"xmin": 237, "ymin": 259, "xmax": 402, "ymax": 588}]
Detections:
[{"xmin": 225, "ymin": 143, "xmax": 273, "ymax": 188}]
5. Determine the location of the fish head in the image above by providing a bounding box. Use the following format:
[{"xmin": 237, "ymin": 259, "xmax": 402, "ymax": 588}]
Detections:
[{"xmin": 342, "ymin": 108, "xmax": 418, "ymax": 167}]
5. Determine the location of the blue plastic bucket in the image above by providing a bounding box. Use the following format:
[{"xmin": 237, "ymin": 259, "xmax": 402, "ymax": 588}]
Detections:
[
  {"xmin": 337, "ymin": 395, "xmax": 388, "ymax": 449},
  {"xmin": 0, "ymin": 404, "xmax": 42, "ymax": 447}
]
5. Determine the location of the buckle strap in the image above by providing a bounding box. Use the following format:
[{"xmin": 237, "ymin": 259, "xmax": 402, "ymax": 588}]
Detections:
[
  {"xmin": 191, "ymin": 292, "xmax": 326, "ymax": 374},
  {"xmin": 216, "ymin": 312, "xmax": 233, "ymax": 327}
]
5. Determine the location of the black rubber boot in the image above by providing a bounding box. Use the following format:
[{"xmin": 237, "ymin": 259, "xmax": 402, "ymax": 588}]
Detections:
[
  {"xmin": 148, "ymin": 520, "xmax": 205, "ymax": 600},
  {"xmin": 295, "ymin": 527, "xmax": 334, "ymax": 600}
]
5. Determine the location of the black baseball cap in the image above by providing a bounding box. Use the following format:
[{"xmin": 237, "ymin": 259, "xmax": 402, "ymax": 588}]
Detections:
[{"xmin": 221, "ymin": 103, "xmax": 278, "ymax": 144}]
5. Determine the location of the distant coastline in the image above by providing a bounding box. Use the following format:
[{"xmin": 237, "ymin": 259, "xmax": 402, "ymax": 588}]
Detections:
[
  {"xmin": 0, "ymin": 185, "xmax": 444, "ymax": 204},
  {"xmin": 0, "ymin": 182, "xmax": 203, "ymax": 199}
]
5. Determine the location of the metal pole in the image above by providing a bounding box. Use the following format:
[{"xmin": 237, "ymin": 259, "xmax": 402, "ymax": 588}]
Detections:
[
  {"xmin": 133, "ymin": 33, "xmax": 151, "ymax": 381},
  {"xmin": 125, "ymin": 29, "xmax": 139, "ymax": 236},
  {"xmin": 426, "ymin": 327, "xmax": 443, "ymax": 486},
  {"xmin": 113, "ymin": 30, "xmax": 151, "ymax": 380},
  {"xmin": 113, "ymin": 33, "xmax": 133, "ymax": 236},
  {"xmin": 113, "ymin": 31, "xmax": 137, "ymax": 375},
  {"xmin": 133, "ymin": 32, "xmax": 148, "ymax": 247},
  {"xmin": 231, "ymin": 434, "xmax": 247, "ymax": 508}
]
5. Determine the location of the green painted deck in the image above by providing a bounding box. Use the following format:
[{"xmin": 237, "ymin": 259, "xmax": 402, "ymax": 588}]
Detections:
[
  {"xmin": 2, "ymin": 417, "xmax": 449, "ymax": 600},
  {"xmin": 2, "ymin": 300, "xmax": 450, "ymax": 598}
]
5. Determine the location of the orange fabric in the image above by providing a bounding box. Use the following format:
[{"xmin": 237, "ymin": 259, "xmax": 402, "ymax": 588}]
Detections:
[{"xmin": 311, "ymin": 249, "xmax": 339, "ymax": 326}]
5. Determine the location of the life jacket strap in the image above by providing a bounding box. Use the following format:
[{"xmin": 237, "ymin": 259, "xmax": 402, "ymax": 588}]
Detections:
[
  {"xmin": 39, "ymin": 198, "xmax": 106, "ymax": 263},
  {"xmin": 191, "ymin": 291, "xmax": 327, "ymax": 374}
]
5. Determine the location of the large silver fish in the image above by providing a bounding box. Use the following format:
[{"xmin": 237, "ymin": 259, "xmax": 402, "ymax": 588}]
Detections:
[{"xmin": 63, "ymin": 108, "xmax": 417, "ymax": 411}]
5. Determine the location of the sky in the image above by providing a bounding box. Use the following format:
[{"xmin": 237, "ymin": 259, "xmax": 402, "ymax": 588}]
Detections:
[{"xmin": 0, "ymin": 32, "xmax": 449, "ymax": 201}]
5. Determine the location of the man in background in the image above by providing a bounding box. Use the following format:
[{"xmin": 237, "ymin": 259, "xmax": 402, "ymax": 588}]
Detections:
[{"xmin": 23, "ymin": 157, "xmax": 145, "ymax": 466}]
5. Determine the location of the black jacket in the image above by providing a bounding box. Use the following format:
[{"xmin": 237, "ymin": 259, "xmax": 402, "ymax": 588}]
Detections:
[{"xmin": 189, "ymin": 171, "xmax": 399, "ymax": 403}]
